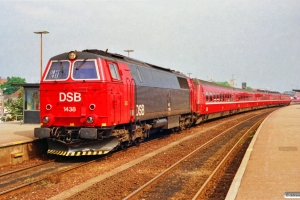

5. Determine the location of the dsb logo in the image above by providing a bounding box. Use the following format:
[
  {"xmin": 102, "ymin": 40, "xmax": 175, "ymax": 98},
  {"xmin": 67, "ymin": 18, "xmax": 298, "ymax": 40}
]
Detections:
[{"xmin": 59, "ymin": 92, "xmax": 81, "ymax": 102}]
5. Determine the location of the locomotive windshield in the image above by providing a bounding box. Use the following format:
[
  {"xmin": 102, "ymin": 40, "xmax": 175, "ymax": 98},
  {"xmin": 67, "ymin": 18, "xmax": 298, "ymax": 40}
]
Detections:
[
  {"xmin": 45, "ymin": 61, "xmax": 70, "ymax": 80},
  {"xmin": 72, "ymin": 60, "xmax": 99, "ymax": 80},
  {"xmin": 45, "ymin": 60, "xmax": 99, "ymax": 81}
]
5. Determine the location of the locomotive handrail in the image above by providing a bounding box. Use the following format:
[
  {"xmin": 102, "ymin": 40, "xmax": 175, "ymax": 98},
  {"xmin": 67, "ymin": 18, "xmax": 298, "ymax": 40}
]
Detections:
[{"xmin": 131, "ymin": 78, "xmax": 137, "ymax": 137}]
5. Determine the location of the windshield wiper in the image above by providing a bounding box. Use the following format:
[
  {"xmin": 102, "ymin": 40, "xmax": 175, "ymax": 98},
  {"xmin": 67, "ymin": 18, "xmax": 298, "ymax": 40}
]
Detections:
[
  {"xmin": 75, "ymin": 58, "xmax": 88, "ymax": 71},
  {"xmin": 60, "ymin": 61, "xmax": 64, "ymax": 76}
]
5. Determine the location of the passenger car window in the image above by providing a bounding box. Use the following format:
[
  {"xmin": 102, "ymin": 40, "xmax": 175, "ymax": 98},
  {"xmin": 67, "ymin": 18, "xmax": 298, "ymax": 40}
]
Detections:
[
  {"xmin": 109, "ymin": 63, "xmax": 121, "ymax": 80},
  {"xmin": 73, "ymin": 60, "xmax": 99, "ymax": 80},
  {"xmin": 45, "ymin": 61, "xmax": 70, "ymax": 80},
  {"xmin": 206, "ymin": 91, "xmax": 209, "ymax": 102}
]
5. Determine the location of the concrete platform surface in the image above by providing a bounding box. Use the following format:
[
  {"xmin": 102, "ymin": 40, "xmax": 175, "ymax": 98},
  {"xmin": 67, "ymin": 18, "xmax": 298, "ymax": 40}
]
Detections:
[
  {"xmin": 0, "ymin": 122, "xmax": 39, "ymax": 147},
  {"xmin": 226, "ymin": 104, "xmax": 300, "ymax": 200}
]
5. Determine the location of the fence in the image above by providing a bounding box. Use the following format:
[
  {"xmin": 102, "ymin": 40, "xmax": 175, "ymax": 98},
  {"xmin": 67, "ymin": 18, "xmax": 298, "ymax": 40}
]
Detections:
[{"xmin": 0, "ymin": 115, "xmax": 23, "ymax": 122}]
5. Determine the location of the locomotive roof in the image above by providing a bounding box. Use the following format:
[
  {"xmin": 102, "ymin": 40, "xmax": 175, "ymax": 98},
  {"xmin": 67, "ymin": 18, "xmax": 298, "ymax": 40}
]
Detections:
[
  {"xmin": 50, "ymin": 49, "xmax": 186, "ymax": 78},
  {"xmin": 50, "ymin": 49, "xmax": 282, "ymax": 94}
]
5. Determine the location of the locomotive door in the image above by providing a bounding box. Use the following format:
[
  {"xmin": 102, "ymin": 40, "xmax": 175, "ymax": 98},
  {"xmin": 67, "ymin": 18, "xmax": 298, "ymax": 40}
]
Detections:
[
  {"xmin": 107, "ymin": 61, "xmax": 122, "ymax": 124},
  {"xmin": 128, "ymin": 78, "xmax": 135, "ymax": 123}
]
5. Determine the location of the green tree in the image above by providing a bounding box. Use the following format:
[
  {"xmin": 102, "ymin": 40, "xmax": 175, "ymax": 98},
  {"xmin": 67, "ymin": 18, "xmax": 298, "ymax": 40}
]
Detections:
[
  {"xmin": 0, "ymin": 76, "xmax": 26, "ymax": 95},
  {"xmin": 246, "ymin": 86, "xmax": 253, "ymax": 91},
  {"xmin": 4, "ymin": 88, "xmax": 24, "ymax": 121},
  {"xmin": 213, "ymin": 81, "xmax": 231, "ymax": 87},
  {"xmin": 213, "ymin": 81, "xmax": 253, "ymax": 91}
]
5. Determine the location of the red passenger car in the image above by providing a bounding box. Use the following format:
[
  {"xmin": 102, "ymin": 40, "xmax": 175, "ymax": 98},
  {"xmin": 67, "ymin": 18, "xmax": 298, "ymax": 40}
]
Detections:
[{"xmin": 192, "ymin": 79, "xmax": 290, "ymax": 124}]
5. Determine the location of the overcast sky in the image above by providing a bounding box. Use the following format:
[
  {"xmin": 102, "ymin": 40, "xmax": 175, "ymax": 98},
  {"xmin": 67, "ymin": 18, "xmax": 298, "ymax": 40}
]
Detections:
[{"xmin": 0, "ymin": 0, "xmax": 299, "ymax": 92}]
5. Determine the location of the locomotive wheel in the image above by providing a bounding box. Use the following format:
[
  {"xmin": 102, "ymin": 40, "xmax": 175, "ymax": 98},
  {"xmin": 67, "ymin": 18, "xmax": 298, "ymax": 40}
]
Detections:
[
  {"xmin": 134, "ymin": 138, "xmax": 141, "ymax": 146},
  {"xmin": 120, "ymin": 142, "xmax": 128, "ymax": 150},
  {"xmin": 172, "ymin": 127, "xmax": 181, "ymax": 133}
]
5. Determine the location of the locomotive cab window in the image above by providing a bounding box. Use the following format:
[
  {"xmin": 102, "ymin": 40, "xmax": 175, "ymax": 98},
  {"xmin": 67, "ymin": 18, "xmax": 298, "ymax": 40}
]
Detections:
[
  {"xmin": 109, "ymin": 63, "xmax": 121, "ymax": 81},
  {"xmin": 72, "ymin": 60, "xmax": 99, "ymax": 80},
  {"xmin": 45, "ymin": 61, "xmax": 70, "ymax": 80}
]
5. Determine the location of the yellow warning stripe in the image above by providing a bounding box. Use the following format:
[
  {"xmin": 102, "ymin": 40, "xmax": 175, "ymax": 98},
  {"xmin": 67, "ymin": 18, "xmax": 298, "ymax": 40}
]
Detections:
[{"xmin": 47, "ymin": 150, "xmax": 111, "ymax": 156}]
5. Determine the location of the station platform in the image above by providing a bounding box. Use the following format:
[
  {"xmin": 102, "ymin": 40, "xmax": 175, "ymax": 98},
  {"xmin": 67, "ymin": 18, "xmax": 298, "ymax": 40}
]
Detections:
[
  {"xmin": 0, "ymin": 122, "xmax": 39, "ymax": 147},
  {"xmin": 226, "ymin": 104, "xmax": 300, "ymax": 200},
  {"xmin": 0, "ymin": 122, "xmax": 44, "ymax": 166}
]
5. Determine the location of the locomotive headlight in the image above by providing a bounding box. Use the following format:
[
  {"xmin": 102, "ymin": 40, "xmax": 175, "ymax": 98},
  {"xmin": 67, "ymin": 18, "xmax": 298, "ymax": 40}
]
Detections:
[
  {"xmin": 46, "ymin": 104, "xmax": 52, "ymax": 111},
  {"xmin": 43, "ymin": 116, "xmax": 50, "ymax": 124},
  {"xmin": 86, "ymin": 116, "xmax": 94, "ymax": 124},
  {"xmin": 89, "ymin": 104, "xmax": 96, "ymax": 110},
  {"xmin": 68, "ymin": 51, "xmax": 77, "ymax": 60}
]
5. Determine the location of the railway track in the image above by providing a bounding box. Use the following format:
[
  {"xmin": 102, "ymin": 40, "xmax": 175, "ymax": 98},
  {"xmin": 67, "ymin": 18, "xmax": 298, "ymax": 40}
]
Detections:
[
  {"xmin": 0, "ymin": 160, "xmax": 55, "ymax": 178},
  {"xmin": 193, "ymin": 119, "xmax": 261, "ymax": 199},
  {"xmin": 0, "ymin": 157, "xmax": 103, "ymax": 199},
  {"xmin": 0, "ymin": 135, "xmax": 168, "ymax": 199},
  {"xmin": 123, "ymin": 113, "xmax": 265, "ymax": 199}
]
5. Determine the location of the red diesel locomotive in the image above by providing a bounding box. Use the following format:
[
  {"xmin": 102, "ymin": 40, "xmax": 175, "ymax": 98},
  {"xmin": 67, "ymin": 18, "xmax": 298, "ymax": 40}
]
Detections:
[{"xmin": 34, "ymin": 49, "xmax": 291, "ymax": 156}]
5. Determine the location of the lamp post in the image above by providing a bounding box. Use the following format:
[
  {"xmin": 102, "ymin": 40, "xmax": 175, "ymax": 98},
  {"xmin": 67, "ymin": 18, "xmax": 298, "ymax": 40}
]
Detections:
[
  {"xmin": 34, "ymin": 31, "xmax": 49, "ymax": 80},
  {"xmin": 124, "ymin": 50, "xmax": 134, "ymax": 57},
  {"xmin": 230, "ymin": 74, "xmax": 235, "ymax": 87},
  {"xmin": 0, "ymin": 88, "xmax": 3, "ymax": 118}
]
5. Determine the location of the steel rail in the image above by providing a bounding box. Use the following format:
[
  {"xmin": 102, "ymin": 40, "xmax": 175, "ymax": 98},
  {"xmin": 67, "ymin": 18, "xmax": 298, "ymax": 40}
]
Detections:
[{"xmin": 0, "ymin": 160, "xmax": 55, "ymax": 178}]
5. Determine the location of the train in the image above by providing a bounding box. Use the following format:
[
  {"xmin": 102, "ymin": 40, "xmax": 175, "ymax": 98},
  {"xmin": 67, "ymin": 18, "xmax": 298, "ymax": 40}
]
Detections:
[
  {"xmin": 34, "ymin": 49, "xmax": 291, "ymax": 156},
  {"xmin": 292, "ymin": 92, "xmax": 300, "ymax": 103}
]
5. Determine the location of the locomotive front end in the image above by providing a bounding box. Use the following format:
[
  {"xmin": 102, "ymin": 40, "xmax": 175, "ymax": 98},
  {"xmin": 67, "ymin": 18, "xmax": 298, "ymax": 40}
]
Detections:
[{"xmin": 34, "ymin": 51, "xmax": 120, "ymax": 156}]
